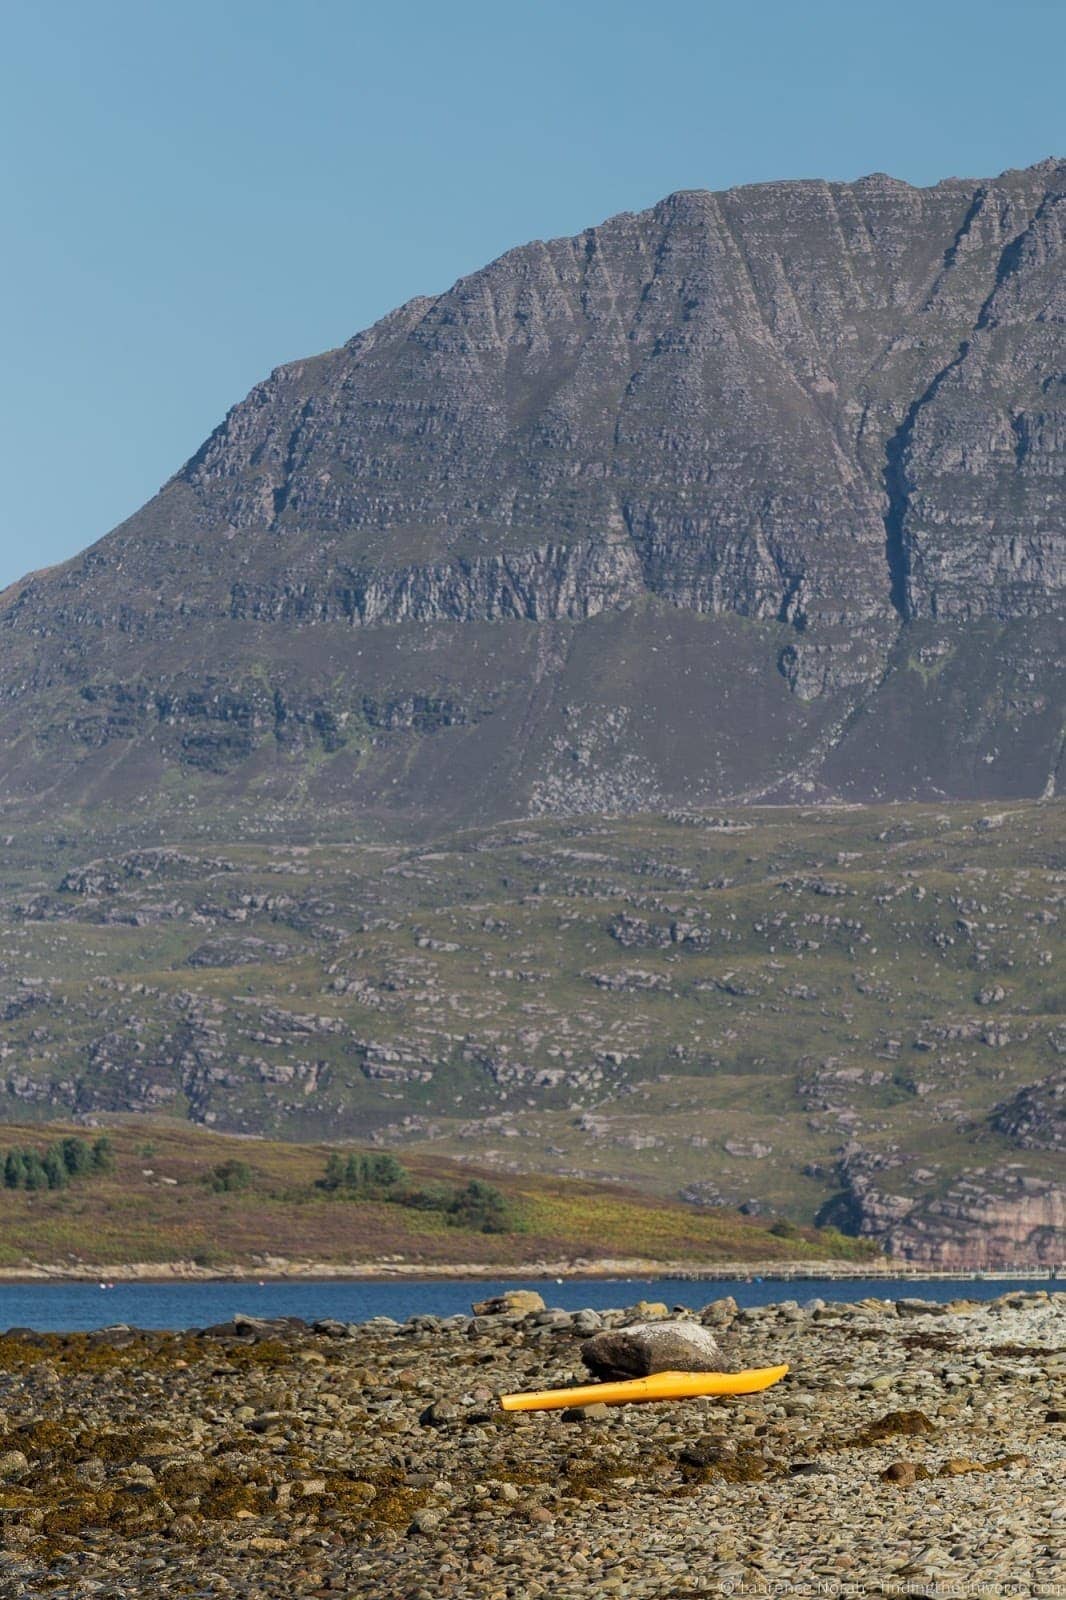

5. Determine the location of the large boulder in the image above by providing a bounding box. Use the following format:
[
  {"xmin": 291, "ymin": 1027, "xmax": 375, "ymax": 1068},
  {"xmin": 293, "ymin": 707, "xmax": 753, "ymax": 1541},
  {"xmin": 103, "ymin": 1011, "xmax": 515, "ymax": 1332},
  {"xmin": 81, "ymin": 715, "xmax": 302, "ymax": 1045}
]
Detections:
[{"xmin": 580, "ymin": 1319, "xmax": 723, "ymax": 1380}]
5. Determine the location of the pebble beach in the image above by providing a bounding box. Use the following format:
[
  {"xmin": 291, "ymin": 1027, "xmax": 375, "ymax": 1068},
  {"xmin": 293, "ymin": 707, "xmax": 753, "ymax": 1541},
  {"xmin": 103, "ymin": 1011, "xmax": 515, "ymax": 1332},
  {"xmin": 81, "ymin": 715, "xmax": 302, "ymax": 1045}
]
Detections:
[{"xmin": 0, "ymin": 1289, "xmax": 1062, "ymax": 1598}]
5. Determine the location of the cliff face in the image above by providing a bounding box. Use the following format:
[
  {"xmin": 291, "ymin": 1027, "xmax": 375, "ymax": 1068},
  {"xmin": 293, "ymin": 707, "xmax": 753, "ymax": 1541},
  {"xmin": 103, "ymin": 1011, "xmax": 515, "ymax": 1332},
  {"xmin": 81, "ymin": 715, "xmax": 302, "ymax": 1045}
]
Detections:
[
  {"xmin": 835, "ymin": 1151, "xmax": 1065, "ymax": 1268},
  {"xmin": 1, "ymin": 160, "xmax": 1063, "ymax": 822}
]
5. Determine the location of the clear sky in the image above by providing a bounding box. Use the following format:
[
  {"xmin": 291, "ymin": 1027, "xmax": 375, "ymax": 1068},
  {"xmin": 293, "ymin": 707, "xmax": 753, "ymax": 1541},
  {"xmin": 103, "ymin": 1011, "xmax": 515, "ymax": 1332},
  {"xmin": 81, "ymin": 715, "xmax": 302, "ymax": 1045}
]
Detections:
[{"xmin": 1, "ymin": 0, "xmax": 1062, "ymax": 589}]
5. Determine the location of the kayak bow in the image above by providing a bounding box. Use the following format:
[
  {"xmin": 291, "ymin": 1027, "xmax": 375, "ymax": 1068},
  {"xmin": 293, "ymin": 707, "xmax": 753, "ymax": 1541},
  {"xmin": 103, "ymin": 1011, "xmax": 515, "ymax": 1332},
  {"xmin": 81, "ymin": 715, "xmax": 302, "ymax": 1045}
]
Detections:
[{"xmin": 499, "ymin": 1363, "xmax": 789, "ymax": 1411}]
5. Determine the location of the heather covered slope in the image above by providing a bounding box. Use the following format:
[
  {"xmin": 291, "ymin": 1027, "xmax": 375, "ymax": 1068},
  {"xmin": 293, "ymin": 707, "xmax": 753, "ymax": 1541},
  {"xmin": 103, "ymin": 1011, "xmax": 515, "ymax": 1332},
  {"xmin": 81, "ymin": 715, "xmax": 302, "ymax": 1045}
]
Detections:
[{"xmin": 0, "ymin": 161, "xmax": 1063, "ymax": 823}]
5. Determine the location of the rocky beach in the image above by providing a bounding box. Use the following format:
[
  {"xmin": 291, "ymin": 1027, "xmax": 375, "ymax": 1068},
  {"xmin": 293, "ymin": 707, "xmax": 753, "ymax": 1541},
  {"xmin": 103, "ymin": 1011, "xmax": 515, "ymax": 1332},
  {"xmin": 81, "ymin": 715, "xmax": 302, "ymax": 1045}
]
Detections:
[{"xmin": 0, "ymin": 1289, "xmax": 1061, "ymax": 1597}]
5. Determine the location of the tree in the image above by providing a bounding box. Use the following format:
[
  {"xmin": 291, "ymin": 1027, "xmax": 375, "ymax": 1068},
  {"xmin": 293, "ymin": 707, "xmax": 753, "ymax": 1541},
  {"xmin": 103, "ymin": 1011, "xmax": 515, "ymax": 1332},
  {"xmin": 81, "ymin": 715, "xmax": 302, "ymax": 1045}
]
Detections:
[
  {"xmin": 22, "ymin": 1151, "xmax": 48, "ymax": 1191},
  {"xmin": 322, "ymin": 1152, "xmax": 346, "ymax": 1191},
  {"xmin": 208, "ymin": 1159, "xmax": 252, "ymax": 1193},
  {"xmin": 91, "ymin": 1136, "xmax": 114, "ymax": 1173},
  {"xmin": 61, "ymin": 1136, "xmax": 93, "ymax": 1176},
  {"xmin": 42, "ymin": 1148, "xmax": 68, "ymax": 1190},
  {"xmin": 447, "ymin": 1179, "xmax": 512, "ymax": 1234},
  {"xmin": 344, "ymin": 1153, "xmax": 366, "ymax": 1190},
  {"xmin": 3, "ymin": 1150, "xmax": 26, "ymax": 1189},
  {"xmin": 368, "ymin": 1153, "xmax": 405, "ymax": 1189}
]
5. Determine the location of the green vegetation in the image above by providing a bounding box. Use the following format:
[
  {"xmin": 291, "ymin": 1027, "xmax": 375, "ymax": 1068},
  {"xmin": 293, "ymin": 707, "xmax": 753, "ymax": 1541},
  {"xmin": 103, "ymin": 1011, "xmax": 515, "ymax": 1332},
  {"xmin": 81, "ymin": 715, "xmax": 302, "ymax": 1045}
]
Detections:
[
  {"xmin": 443, "ymin": 1178, "xmax": 514, "ymax": 1233},
  {"xmin": 320, "ymin": 1151, "xmax": 406, "ymax": 1194},
  {"xmin": 0, "ymin": 1119, "xmax": 876, "ymax": 1269},
  {"xmin": 205, "ymin": 1158, "xmax": 253, "ymax": 1193},
  {"xmin": 320, "ymin": 1150, "xmax": 518, "ymax": 1232},
  {"xmin": 2, "ymin": 1134, "xmax": 112, "ymax": 1191}
]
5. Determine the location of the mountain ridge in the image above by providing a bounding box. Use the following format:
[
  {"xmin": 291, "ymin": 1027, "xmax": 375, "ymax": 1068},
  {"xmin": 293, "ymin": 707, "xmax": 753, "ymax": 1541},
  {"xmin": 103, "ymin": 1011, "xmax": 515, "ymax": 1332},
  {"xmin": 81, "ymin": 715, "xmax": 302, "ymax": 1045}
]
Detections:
[{"xmin": 1, "ymin": 158, "xmax": 1063, "ymax": 826}]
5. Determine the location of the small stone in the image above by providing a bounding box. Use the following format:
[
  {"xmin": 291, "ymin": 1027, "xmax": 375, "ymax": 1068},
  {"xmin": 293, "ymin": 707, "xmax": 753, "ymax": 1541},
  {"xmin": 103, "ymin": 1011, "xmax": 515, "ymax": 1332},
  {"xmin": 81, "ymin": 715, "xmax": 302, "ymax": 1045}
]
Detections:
[
  {"xmin": 699, "ymin": 1296, "xmax": 739, "ymax": 1326},
  {"xmin": 0, "ymin": 1450, "xmax": 29, "ymax": 1481},
  {"xmin": 419, "ymin": 1399, "xmax": 461, "ymax": 1427},
  {"xmin": 312, "ymin": 1318, "xmax": 352, "ymax": 1338},
  {"xmin": 628, "ymin": 1300, "xmax": 669, "ymax": 1318}
]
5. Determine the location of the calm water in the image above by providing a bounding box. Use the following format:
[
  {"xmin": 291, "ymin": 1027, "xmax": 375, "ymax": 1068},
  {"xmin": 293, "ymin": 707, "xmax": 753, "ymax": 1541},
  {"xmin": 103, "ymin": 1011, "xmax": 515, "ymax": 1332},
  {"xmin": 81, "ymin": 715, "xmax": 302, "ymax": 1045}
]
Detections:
[{"xmin": 0, "ymin": 1276, "xmax": 1052, "ymax": 1333}]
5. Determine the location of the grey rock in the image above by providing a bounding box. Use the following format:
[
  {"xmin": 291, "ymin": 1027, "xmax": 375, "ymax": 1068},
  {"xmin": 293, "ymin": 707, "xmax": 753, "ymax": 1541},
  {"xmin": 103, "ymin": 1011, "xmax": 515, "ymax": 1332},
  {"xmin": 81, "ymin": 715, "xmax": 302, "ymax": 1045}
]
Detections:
[
  {"xmin": 418, "ymin": 1399, "xmax": 461, "ymax": 1428},
  {"xmin": 311, "ymin": 1318, "xmax": 352, "ymax": 1338},
  {"xmin": 580, "ymin": 1319, "xmax": 723, "ymax": 1380}
]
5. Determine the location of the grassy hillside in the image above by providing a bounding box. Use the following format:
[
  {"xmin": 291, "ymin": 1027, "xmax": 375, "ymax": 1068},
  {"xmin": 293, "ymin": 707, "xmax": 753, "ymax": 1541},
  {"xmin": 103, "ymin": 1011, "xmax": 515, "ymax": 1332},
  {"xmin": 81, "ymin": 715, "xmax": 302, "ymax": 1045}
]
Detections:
[
  {"xmin": 0, "ymin": 801, "xmax": 1060, "ymax": 1249},
  {"xmin": 0, "ymin": 1119, "xmax": 874, "ymax": 1271}
]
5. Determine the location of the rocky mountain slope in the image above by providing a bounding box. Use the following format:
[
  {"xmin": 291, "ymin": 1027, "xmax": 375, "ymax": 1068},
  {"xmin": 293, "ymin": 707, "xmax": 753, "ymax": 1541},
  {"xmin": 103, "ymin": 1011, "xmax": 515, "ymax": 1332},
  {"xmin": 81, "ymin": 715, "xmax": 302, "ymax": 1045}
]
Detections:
[
  {"xmin": 1, "ymin": 159, "xmax": 1063, "ymax": 824},
  {"xmin": 2, "ymin": 802, "xmax": 1061, "ymax": 1264}
]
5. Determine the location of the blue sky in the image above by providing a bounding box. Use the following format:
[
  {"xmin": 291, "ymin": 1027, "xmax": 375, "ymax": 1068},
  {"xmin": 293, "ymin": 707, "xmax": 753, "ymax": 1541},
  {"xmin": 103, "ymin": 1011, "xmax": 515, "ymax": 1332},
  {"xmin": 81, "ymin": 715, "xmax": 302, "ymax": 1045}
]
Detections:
[{"xmin": 1, "ymin": 0, "xmax": 1062, "ymax": 588}]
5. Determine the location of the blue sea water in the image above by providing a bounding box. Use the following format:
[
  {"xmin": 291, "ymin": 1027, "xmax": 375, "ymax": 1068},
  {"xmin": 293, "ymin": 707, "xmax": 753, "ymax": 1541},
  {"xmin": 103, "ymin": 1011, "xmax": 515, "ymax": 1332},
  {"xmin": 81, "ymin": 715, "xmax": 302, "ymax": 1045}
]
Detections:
[{"xmin": 0, "ymin": 1275, "xmax": 1052, "ymax": 1333}]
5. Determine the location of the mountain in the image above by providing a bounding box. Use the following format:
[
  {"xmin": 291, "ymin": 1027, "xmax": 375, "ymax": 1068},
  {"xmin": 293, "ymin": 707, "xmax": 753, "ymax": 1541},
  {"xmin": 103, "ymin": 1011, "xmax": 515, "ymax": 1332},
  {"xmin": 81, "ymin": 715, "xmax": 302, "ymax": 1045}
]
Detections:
[
  {"xmin": 1, "ymin": 164, "xmax": 1063, "ymax": 1266},
  {"xmin": 1, "ymin": 160, "xmax": 1063, "ymax": 826}
]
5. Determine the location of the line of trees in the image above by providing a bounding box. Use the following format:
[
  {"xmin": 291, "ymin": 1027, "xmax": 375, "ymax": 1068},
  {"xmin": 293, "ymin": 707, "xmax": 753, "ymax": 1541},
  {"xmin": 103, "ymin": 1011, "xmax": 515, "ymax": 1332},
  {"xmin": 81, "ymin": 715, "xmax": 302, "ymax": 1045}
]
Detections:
[
  {"xmin": 319, "ymin": 1151, "xmax": 516, "ymax": 1233},
  {"xmin": 3, "ymin": 1135, "xmax": 113, "ymax": 1192},
  {"xmin": 321, "ymin": 1151, "xmax": 406, "ymax": 1193}
]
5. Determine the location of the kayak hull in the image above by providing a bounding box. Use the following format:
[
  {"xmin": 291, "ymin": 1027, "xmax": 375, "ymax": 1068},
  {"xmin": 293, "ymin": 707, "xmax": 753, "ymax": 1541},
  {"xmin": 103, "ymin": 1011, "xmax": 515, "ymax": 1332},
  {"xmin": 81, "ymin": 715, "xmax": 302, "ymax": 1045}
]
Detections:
[{"xmin": 499, "ymin": 1363, "xmax": 789, "ymax": 1411}]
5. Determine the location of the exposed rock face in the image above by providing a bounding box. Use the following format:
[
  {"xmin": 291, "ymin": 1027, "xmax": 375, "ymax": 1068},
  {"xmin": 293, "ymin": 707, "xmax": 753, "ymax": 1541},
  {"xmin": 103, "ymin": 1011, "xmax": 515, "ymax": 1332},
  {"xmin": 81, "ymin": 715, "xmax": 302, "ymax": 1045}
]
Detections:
[
  {"xmin": 0, "ymin": 160, "xmax": 1063, "ymax": 821},
  {"xmin": 832, "ymin": 1148, "xmax": 1065, "ymax": 1267},
  {"xmin": 991, "ymin": 1070, "xmax": 1065, "ymax": 1151}
]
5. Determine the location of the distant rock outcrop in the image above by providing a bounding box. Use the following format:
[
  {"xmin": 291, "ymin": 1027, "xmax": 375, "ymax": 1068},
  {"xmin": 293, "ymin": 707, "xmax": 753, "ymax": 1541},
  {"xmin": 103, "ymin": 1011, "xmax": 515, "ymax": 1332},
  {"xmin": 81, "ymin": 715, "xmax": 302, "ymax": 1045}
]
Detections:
[
  {"xmin": 829, "ymin": 1145, "xmax": 1065, "ymax": 1267},
  {"xmin": 991, "ymin": 1070, "xmax": 1065, "ymax": 1151}
]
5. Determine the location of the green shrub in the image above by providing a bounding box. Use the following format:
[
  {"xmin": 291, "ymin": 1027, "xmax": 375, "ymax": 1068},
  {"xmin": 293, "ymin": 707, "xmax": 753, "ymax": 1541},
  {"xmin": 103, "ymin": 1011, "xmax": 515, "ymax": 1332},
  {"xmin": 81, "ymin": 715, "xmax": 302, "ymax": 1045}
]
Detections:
[
  {"xmin": 42, "ymin": 1149, "xmax": 68, "ymax": 1190},
  {"xmin": 396, "ymin": 1182, "xmax": 454, "ymax": 1213},
  {"xmin": 206, "ymin": 1159, "xmax": 252, "ymax": 1193},
  {"xmin": 60, "ymin": 1136, "xmax": 93, "ymax": 1176},
  {"xmin": 446, "ymin": 1179, "xmax": 513, "ymax": 1234},
  {"xmin": 315, "ymin": 1150, "xmax": 514, "ymax": 1231},
  {"xmin": 91, "ymin": 1136, "xmax": 114, "ymax": 1173},
  {"xmin": 321, "ymin": 1150, "xmax": 408, "ymax": 1194},
  {"xmin": 22, "ymin": 1151, "xmax": 48, "ymax": 1191},
  {"xmin": 322, "ymin": 1152, "xmax": 347, "ymax": 1191},
  {"xmin": 3, "ymin": 1150, "xmax": 26, "ymax": 1189}
]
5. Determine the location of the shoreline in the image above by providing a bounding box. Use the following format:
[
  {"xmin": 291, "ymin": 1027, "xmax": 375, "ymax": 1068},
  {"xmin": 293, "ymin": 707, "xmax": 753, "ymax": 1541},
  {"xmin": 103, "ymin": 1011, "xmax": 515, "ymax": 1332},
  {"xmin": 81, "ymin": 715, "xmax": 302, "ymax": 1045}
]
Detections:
[
  {"xmin": 0, "ymin": 1287, "xmax": 1060, "ymax": 1595},
  {"xmin": 0, "ymin": 1256, "xmax": 1058, "ymax": 1285}
]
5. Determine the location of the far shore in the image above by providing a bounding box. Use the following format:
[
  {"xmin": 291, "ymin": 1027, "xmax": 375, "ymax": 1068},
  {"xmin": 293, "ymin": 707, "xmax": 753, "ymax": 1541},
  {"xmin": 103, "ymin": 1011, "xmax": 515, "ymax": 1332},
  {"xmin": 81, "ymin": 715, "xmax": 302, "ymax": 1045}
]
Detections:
[{"xmin": 0, "ymin": 1257, "xmax": 1058, "ymax": 1285}]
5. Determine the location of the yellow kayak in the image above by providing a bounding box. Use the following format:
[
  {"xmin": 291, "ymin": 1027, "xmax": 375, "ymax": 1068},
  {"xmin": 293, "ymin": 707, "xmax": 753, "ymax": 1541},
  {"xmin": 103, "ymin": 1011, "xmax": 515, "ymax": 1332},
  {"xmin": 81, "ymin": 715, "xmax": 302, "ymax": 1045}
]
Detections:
[{"xmin": 500, "ymin": 1363, "xmax": 789, "ymax": 1411}]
